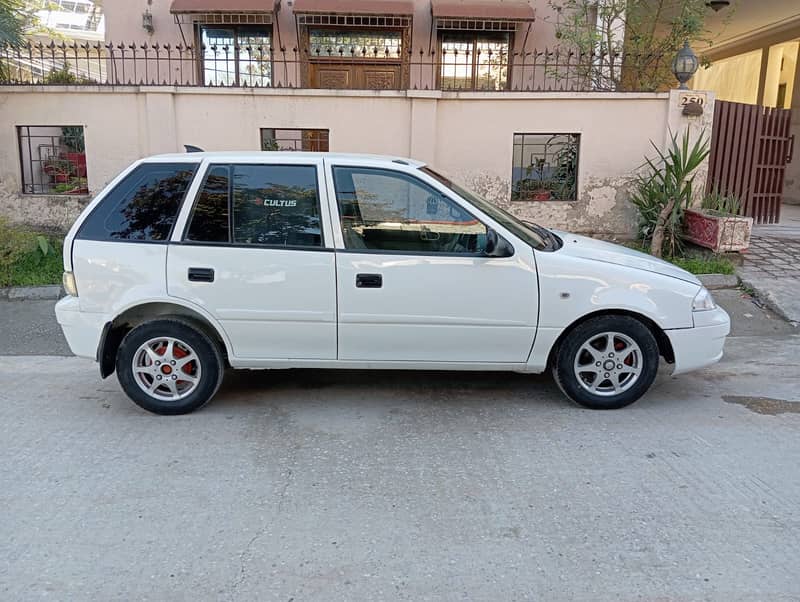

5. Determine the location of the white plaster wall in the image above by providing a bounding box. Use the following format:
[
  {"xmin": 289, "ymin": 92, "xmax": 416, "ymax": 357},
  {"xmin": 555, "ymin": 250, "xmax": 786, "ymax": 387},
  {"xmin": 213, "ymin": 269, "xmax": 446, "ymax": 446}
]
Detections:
[{"xmin": 0, "ymin": 87, "xmax": 686, "ymax": 235}]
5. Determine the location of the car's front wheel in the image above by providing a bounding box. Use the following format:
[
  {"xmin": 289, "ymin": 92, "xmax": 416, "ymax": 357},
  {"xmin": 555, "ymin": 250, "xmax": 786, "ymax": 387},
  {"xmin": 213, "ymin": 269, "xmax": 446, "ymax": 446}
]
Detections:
[
  {"xmin": 116, "ymin": 318, "xmax": 224, "ymax": 415},
  {"xmin": 552, "ymin": 315, "xmax": 660, "ymax": 410}
]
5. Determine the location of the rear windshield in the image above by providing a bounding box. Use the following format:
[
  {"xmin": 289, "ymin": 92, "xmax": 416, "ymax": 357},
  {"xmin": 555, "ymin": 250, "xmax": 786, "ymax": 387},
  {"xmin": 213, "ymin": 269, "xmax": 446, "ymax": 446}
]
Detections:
[{"xmin": 77, "ymin": 162, "xmax": 198, "ymax": 242}]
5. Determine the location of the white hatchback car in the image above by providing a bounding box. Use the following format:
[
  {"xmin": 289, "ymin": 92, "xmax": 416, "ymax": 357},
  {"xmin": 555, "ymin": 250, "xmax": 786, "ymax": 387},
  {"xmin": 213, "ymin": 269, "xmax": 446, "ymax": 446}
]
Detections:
[{"xmin": 56, "ymin": 152, "xmax": 729, "ymax": 415}]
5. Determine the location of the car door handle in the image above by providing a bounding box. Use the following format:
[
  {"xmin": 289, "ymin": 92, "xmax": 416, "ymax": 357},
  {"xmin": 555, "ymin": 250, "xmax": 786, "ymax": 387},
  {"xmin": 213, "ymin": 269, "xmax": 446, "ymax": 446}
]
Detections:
[
  {"xmin": 356, "ymin": 273, "xmax": 382, "ymax": 288},
  {"xmin": 187, "ymin": 267, "xmax": 214, "ymax": 283}
]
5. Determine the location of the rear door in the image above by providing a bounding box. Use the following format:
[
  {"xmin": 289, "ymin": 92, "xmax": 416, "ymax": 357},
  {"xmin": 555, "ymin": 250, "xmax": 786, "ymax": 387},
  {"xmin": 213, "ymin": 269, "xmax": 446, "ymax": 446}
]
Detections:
[
  {"xmin": 325, "ymin": 158, "xmax": 539, "ymax": 363},
  {"xmin": 167, "ymin": 157, "xmax": 337, "ymax": 360}
]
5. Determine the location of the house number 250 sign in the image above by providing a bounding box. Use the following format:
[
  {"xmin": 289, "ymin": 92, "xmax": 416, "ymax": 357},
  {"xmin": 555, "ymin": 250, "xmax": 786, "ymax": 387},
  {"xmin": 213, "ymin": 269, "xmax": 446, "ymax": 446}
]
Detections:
[{"xmin": 679, "ymin": 92, "xmax": 707, "ymax": 107}]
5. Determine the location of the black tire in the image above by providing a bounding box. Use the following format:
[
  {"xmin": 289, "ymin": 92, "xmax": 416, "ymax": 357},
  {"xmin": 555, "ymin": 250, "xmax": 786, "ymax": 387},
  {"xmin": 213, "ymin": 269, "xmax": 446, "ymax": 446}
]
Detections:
[
  {"xmin": 116, "ymin": 318, "xmax": 224, "ymax": 415},
  {"xmin": 552, "ymin": 315, "xmax": 660, "ymax": 410}
]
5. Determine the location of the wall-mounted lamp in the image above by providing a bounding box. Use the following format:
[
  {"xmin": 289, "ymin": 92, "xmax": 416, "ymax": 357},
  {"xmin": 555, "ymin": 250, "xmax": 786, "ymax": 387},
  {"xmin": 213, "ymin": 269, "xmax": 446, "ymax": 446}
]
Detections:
[
  {"xmin": 672, "ymin": 40, "xmax": 699, "ymax": 90},
  {"xmin": 142, "ymin": 0, "xmax": 154, "ymax": 35}
]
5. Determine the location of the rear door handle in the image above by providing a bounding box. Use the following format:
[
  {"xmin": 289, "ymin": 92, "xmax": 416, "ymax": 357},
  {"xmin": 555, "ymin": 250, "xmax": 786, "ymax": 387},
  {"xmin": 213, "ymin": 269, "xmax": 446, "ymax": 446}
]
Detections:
[
  {"xmin": 188, "ymin": 267, "xmax": 214, "ymax": 283},
  {"xmin": 356, "ymin": 273, "xmax": 382, "ymax": 288}
]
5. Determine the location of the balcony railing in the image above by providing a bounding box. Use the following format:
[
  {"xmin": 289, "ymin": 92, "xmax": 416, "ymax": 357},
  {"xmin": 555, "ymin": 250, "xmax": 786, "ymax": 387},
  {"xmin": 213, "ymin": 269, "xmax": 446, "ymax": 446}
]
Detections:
[{"xmin": 0, "ymin": 41, "xmax": 665, "ymax": 92}]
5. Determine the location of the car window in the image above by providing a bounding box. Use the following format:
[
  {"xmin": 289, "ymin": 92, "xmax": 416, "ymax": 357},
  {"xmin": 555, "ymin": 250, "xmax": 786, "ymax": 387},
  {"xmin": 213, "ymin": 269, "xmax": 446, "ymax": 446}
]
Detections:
[
  {"xmin": 77, "ymin": 162, "xmax": 198, "ymax": 242},
  {"xmin": 420, "ymin": 166, "xmax": 547, "ymax": 251},
  {"xmin": 183, "ymin": 164, "xmax": 323, "ymax": 248},
  {"xmin": 185, "ymin": 166, "xmax": 230, "ymax": 243},
  {"xmin": 332, "ymin": 166, "xmax": 487, "ymax": 254}
]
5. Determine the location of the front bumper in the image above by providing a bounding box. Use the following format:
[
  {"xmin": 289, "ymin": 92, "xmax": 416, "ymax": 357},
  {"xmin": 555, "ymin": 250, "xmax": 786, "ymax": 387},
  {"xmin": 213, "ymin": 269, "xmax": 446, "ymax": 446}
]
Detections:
[
  {"xmin": 55, "ymin": 296, "xmax": 106, "ymax": 360},
  {"xmin": 666, "ymin": 306, "xmax": 730, "ymax": 376}
]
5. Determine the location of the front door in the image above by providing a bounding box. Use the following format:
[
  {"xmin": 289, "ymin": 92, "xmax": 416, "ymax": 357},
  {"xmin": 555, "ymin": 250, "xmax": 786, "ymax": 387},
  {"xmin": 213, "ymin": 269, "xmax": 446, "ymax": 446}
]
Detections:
[
  {"xmin": 167, "ymin": 159, "xmax": 337, "ymax": 360},
  {"xmin": 325, "ymin": 160, "xmax": 539, "ymax": 363},
  {"xmin": 308, "ymin": 61, "xmax": 402, "ymax": 90}
]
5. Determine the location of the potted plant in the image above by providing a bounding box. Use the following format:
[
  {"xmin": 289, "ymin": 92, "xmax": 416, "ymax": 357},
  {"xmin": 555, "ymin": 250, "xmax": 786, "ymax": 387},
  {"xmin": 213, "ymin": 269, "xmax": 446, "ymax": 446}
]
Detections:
[
  {"xmin": 61, "ymin": 126, "xmax": 86, "ymax": 177},
  {"xmin": 42, "ymin": 157, "xmax": 73, "ymax": 183},
  {"xmin": 52, "ymin": 177, "xmax": 89, "ymax": 195},
  {"xmin": 683, "ymin": 192, "xmax": 753, "ymax": 253},
  {"xmin": 514, "ymin": 158, "xmax": 553, "ymax": 201}
]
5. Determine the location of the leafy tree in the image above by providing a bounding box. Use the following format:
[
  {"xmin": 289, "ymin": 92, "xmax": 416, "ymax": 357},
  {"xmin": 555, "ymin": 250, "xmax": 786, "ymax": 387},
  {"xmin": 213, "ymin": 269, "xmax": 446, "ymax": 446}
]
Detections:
[
  {"xmin": 548, "ymin": 0, "xmax": 719, "ymax": 91},
  {"xmin": 0, "ymin": 0, "xmax": 25, "ymax": 46}
]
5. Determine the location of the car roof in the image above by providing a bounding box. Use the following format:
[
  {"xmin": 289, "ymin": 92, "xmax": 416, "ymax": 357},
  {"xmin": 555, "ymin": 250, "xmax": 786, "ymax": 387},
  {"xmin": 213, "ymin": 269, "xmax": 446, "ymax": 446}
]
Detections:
[{"xmin": 145, "ymin": 151, "xmax": 426, "ymax": 168}]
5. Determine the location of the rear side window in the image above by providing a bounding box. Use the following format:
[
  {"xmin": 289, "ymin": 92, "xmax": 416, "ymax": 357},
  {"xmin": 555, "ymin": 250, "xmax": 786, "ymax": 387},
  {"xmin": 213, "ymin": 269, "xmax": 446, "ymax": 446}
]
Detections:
[
  {"xmin": 184, "ymin": 163, "xmax": 322, "ymax": 248},
  {"xmin": 77, "ymin": 162, "xmax": 198, "ymax": 242},
  {"xmin": 185, "ymin": 166, "xmax": 230, "ymax": 243}
]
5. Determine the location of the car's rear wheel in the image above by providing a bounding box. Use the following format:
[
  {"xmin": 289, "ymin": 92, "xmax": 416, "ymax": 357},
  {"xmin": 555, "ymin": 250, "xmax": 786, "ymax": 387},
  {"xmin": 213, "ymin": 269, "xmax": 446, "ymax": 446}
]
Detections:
[
  {"xmin": 116, "ymin": 319, "xmax": 224, "ymax": 415},
  {"xmin": 552, "ymin": 315, "xmax": 660, "ymax": 410}
]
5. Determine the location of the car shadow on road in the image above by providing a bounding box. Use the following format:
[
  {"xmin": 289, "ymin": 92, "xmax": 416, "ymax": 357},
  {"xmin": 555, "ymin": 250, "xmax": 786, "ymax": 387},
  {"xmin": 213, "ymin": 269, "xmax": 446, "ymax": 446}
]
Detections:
[{"xmin": 212, "ymin": 368, "xmax": 569, "ymax": 412}]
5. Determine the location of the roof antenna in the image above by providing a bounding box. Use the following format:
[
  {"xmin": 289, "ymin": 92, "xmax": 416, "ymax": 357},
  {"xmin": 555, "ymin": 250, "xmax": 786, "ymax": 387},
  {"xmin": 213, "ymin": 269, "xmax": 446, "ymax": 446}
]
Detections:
[{"xmin": 184, "ymin": 144, "xmax": 204, "ymax": 153}]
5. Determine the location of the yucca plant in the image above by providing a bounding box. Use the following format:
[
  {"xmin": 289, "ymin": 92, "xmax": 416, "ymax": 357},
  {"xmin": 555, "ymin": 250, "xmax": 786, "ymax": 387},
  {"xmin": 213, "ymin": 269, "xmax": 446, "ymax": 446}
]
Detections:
[{"xmin": 630, "ymin": 128, "xmax": 709, "ymax": 258}]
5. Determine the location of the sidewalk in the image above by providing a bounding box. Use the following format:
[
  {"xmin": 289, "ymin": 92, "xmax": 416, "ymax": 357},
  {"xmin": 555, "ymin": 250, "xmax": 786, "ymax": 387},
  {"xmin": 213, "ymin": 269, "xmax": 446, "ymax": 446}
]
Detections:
[{"xmin": 737, "ymin": 203, "xmax": 800, "ymax": 325}]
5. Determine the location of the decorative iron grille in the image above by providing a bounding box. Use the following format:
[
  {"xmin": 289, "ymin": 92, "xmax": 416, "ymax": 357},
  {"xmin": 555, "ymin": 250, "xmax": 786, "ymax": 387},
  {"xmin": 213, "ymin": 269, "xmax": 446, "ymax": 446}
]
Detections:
[
  {"xmin": 0, "ymin": 41, "xmax": 646, "ymax": 92},
  {"xmin": 261, "ymin": 128, "xmax": 330, "ymax": 152},
  {"xmin": 512, "ymin": 133, "xmax": 580, "ymax": 202},
  {"xmin": 17, "ymin": 125, "xmax": 89, "ymax": 195}
]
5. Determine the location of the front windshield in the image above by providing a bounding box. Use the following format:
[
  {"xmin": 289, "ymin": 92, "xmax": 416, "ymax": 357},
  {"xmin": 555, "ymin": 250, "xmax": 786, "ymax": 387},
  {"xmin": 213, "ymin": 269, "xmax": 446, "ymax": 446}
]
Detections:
[{"xmin": 420, "ymin": 167, "xmax": 548, "ymax": 250}]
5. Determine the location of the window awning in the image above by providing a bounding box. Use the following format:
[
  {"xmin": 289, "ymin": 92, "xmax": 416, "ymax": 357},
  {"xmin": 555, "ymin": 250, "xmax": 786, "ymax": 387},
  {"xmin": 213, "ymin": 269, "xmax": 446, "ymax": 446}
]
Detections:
[
  {"xmin": 169, "ymin": 0, "xmax": 274, "ymax": 13},
  {"xmin": 430, "ymin": 0, "xmax": 535, "ymax": 21},
  {"xmin": 291, "ymin": 0, "xmax": 415, "ymax": 16}
]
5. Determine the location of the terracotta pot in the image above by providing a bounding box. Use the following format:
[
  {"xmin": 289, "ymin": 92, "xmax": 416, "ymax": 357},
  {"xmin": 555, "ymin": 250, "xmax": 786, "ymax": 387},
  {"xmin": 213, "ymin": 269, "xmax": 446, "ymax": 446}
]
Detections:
[
  {"xmin": 683, "ymin": 208, "xmax": 753, "ymax": 253},
  {"xmin": 531, "ymin": 189, "xmax": 552, "ymax": 202}
]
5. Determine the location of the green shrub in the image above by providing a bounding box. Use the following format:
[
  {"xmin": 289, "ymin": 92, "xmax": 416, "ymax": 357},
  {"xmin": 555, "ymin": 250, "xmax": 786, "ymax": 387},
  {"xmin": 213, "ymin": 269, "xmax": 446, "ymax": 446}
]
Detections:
[
  {"xmin": 701, "ymin": 191, "xmax": 741, "ymax": 216},
  {"xmin": 630, "ymin": 129, "xmax": 710, "ymax": 258},
  {"xmin": 0, "ymin": 217, "xmax": 62, "ymax": 287},
  {"xmin": 1, "ymin": 218, "xmax": 34, "ymax": 286}
]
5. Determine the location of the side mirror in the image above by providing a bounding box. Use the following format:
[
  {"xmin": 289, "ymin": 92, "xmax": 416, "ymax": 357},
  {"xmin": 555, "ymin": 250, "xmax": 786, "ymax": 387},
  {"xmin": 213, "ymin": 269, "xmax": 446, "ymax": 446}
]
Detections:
[{"xmin": 483, "ymin": 228, "xmax": 514, "ymax": 258}]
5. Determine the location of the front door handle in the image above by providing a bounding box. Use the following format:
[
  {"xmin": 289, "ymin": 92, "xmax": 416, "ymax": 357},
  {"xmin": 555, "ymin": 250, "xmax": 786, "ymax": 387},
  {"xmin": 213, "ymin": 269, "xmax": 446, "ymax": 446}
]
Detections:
[
  {"xmin": 356, "ymin": 273, "xmax": 382, "ymax": 288},
  {"xmin": 188, "ymin": 267, "xmax": 214, "ymax": 283}
]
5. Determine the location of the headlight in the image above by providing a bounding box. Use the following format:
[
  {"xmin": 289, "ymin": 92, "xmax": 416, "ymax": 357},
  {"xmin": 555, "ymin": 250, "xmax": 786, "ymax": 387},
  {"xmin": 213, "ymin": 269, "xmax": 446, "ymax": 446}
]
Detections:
[
  {"xmin": 63, "ymin": 271, "xmax": 78, "ymax": 297},
  {"xmin": 692, "ymin": 286, "xmax": 715, "ymax": 311}
]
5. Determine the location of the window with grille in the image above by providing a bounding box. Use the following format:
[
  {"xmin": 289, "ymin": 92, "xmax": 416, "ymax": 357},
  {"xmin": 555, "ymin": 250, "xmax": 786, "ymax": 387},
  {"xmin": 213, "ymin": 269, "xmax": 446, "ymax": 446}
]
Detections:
[
  {"xmin": 260, "ymin": 129, "xmax": 329, "ymax": 152},
  {"xmin": 511, "ymin": 134, "xmax": 580, "ymax": 202},
  {"xmin": 309, "ymin": 29, "xmax": 402, "ymax": 59},
  {"xmin": 439, "ymin": 32, "xmax": 510, "ymax": 90},
  {"xmin": 200, "ymin": 25, "xmax": 271, "ymax": 86},
  {"xmin": 17, "ymin": 125, "xmax": 88, "ymax": 195}
]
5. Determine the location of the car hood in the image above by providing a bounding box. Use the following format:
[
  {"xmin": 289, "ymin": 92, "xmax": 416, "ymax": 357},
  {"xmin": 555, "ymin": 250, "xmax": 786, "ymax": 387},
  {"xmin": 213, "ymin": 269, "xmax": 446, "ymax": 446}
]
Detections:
[{"xmin": 550, "ymin": 231, "xmax": 701, "ymax": 285}]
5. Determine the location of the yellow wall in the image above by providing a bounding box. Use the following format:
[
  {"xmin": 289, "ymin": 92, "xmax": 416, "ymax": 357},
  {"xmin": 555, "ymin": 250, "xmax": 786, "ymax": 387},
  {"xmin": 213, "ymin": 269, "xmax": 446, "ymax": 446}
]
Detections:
[
  {"xmin": 693, "ymin": 40, "xmax": 799, "ymax": 108},
  {"xmin": 764, "ymin": 41, "xmax": 798, "ymax": 108},
  {"xmin": 692, "ymin": 49, "xmax": 761, "ymax": 104}
]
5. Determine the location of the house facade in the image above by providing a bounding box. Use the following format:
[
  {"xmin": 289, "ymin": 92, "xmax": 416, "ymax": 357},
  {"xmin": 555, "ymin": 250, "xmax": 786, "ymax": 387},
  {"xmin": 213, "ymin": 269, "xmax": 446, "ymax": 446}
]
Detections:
[{"xmin": 1, "ymin": 0, "xmax": 712, "ymax": 236}]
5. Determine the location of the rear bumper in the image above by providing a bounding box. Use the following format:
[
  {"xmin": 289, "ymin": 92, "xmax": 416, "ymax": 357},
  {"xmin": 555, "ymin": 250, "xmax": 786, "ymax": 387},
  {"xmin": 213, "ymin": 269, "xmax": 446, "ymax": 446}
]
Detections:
[
  {"xmin": 666, "ymin": 306, "xmax": 730, "ymax": 376},
  {"xmin": 55, "ymin": 296, "xmax": 106, "ymax": 360}
]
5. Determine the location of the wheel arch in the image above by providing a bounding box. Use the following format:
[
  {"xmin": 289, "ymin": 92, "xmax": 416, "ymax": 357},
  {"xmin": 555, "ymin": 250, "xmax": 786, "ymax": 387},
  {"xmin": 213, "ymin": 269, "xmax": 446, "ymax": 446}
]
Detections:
[
  {"xmin": 98, "ymin": 301, "xmax": 231, "ymax": 378},
  {"xmin": 545, "ymin": 309, "xmax": 675, "ymax": 370}
]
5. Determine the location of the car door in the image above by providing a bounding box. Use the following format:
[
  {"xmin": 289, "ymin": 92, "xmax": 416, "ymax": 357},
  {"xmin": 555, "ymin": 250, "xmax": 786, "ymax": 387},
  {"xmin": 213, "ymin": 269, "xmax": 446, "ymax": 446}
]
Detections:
[
  {"xmin": 325, "ymin": 158, "xmax": 539, "ymax": 363},
  {"xmin": 167, "ymin": 157, "xmax": 337, "ymax": 360}
]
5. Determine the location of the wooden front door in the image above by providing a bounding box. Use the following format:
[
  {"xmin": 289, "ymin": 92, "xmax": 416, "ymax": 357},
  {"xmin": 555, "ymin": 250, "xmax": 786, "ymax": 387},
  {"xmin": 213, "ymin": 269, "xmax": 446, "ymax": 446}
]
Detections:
[
  {"xmin": 308, "ymin": 62, "xmax": 402, "ymax": 90},
  {"xmin": 707, "ymin": 100, "xmax": 795, "ymax": 224}
]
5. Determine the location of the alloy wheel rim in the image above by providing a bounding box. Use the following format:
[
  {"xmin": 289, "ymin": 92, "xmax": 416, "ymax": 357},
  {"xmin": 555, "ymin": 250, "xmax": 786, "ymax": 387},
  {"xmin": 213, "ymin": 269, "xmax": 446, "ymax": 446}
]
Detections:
[
  {"xmin": 573, "ymin": 331, "xmax": 643, "ymax": 397},
  {"xmin": 132, "ymin": 337, "xmax": 202, "ymax": 401}
]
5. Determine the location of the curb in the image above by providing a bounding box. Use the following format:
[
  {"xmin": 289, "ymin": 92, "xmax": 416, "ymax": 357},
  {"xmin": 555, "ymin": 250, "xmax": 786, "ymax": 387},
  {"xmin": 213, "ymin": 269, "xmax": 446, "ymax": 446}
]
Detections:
[
  {"xmin": 0, "ymin": 285, "xmax": 64, "ymax": 301},
  {"xmin": 696, "ymin": 273, "xmax": 738, "ymax": 290},
  {"xmin": 737, "ymin": 275, "xmax": 799, "ymax": 327}
]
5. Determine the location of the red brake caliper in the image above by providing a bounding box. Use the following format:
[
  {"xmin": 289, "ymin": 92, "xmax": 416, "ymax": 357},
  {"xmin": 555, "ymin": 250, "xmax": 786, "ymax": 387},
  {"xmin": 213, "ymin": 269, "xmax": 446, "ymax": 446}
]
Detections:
[
  {"xmin": 615, "ymin": 340, "xmax": 633, "ymax": 365},
  {"xmin": 173, "ymin": 345, "xmax": 192, "ymax": 379}
]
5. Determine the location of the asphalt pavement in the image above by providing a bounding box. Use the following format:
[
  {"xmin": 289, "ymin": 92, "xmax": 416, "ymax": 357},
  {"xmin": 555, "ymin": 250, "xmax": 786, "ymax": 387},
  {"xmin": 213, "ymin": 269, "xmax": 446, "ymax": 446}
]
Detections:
[{"xmin": 1, "ymin": 291, "xmax": 798, "ymax": 600}]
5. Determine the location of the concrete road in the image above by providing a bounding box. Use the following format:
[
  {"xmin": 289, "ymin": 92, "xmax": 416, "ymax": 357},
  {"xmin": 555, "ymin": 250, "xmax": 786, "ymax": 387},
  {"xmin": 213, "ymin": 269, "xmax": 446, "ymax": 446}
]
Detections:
[{"xmin": 1, "ymin": 298, "xmax": 799, "ymax": 600}]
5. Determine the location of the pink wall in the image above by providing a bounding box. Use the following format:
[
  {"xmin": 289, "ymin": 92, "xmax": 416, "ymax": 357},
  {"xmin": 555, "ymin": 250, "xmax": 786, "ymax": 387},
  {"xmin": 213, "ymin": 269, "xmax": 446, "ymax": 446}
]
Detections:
[{"xmin": 104, "ymin": 0, "xmax": 561, "ymax": 88}]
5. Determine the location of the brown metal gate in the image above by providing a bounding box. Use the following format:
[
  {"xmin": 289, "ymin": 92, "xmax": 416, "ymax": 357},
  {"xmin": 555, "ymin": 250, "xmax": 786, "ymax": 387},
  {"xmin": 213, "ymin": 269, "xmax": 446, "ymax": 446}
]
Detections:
[{"xmin": 706, "ymin": 100, "xmax": 795, "ymax": 224}]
